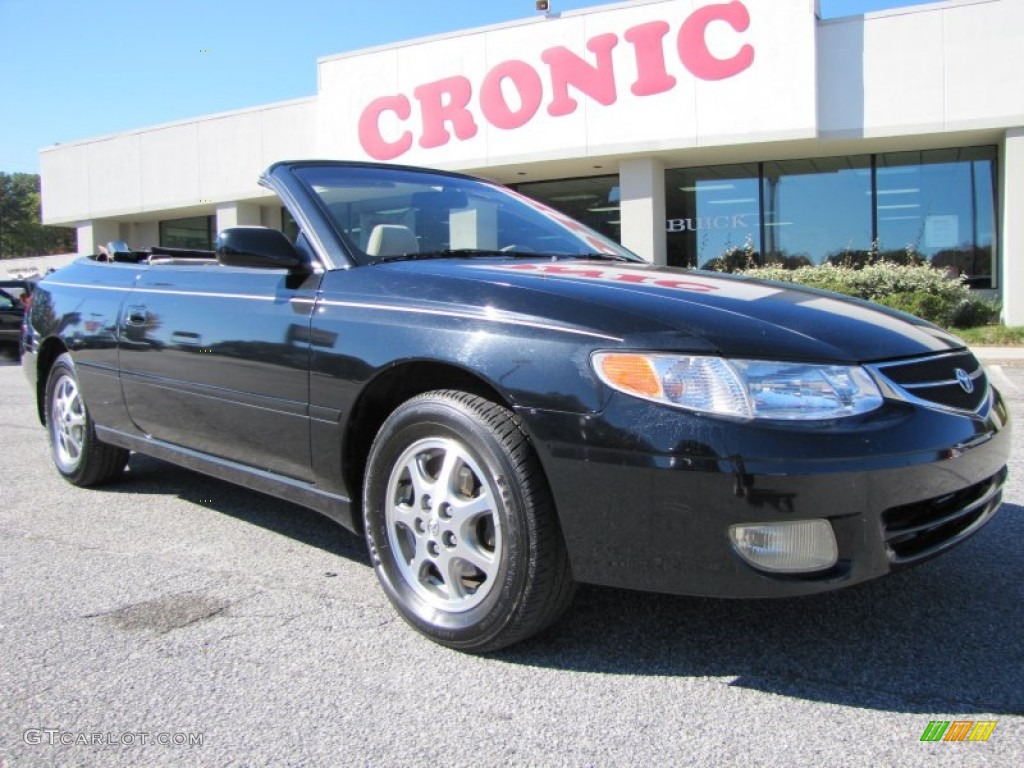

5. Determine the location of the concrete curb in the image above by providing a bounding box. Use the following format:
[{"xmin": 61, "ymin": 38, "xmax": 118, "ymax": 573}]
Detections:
[{"xmin": 972, "ymin": 346, "xmax": 1024, "ymax": 366}]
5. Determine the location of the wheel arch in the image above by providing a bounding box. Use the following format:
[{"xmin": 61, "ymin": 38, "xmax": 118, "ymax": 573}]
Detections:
[
  {"xmin": 34, "ymin": 337, "xmax": 69, "ymax": 425},
  {"xmin": 342, "ymin": 360, "xmax": 525, "ymax": 530}
]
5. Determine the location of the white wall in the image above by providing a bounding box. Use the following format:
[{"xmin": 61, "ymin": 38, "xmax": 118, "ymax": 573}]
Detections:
[
  {"xmin": 40, "ymin": 98, "xmax": 317, "ymax": 225},
  {"xmin": 41, "ymin": 0, "xmax": 1024, "ymax": 226},
  {"xmin": 620, "ymin": 157, "xmax": 667, "ymax": 264},
  {"xmin": 818, "ymin": 0, "xmax": 1024, "ymax": 138},
  {"xmin": 1002, "ymin": 128, "xmax": 1024, "ymax": 326},
  {"xmin": 130, "ymin": 221, "xmax": 160, "ymax": 250}
]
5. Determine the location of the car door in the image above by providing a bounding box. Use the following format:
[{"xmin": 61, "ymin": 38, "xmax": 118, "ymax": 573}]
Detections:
[
  {"xmin": 0, "ymin": 288, "xmax": 23, "ymax": 346},
  {"xmin": 118, "ymin": 259, "xmax": 320, "ymax": 481}
]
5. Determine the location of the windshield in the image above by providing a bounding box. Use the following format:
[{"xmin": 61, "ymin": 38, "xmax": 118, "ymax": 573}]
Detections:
[{"xmin": 292, "ymin": 165, "xmax": 640, "ymax": 266}]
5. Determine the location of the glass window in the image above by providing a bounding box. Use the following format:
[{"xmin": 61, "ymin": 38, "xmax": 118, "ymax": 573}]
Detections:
[
  {"xmin": 292, "ymin": 164, "xmax": 635, "ymax": 266},
  {"xmin": 876, "ymin": 147, "xmax": 996, "ymax": 288},
  {"xmin": 762, "ymin": 156, "xmax": 872, "ymax": 267},
  {"xmin": 665, "ymin": 164, "xmax": 761, "ymax": 269},
  {"xmin": 159, "ymin": 216, "xmax": 214, "ymax": 250},
  {"xmin": 281, "ymin": 207, "xmax": 300, "ymax": 243},
  {"xmin": 515, "ymin": 175, "xmax": 621, "ymax": 243}
]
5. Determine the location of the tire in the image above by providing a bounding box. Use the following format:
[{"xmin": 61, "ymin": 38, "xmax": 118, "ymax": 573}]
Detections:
[
  {"xmin": 363, "ymin": 390, "xmax": 575, "ymax": 652},
  {"xmin": 45, "ymin": 353, "xmax": 129, "ymax": 487}
]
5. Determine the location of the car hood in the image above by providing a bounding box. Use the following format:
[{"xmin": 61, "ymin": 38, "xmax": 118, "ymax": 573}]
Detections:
[{"xmin": 377, "ymin": 259, "xmax": 965, "ymax": 363}]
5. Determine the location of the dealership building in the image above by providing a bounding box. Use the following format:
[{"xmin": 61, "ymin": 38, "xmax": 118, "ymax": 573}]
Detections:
[{"xmin": 39, "ymin": 0, "xmax": 1024, "ymax": 323}]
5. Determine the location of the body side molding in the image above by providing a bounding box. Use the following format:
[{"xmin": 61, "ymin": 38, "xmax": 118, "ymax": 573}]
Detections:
[{"xmin": 95, "ymin": 426, "xmax": 355, "ymax": 529}]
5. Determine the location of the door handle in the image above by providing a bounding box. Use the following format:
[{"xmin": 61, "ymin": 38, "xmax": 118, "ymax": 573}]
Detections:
[{"xmin": 125, "ymin": 305, "xmax": 148, "ymax": 326}]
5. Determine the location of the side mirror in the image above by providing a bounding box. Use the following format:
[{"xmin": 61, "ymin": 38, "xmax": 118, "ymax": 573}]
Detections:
[{"xmin": 216, "ymin": 227, "xmax": 305, "ymax": 270}]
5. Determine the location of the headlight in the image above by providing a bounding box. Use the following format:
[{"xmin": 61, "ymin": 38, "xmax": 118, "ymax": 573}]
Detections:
[{"xmin": 592, "ymin": 352, "xmax": 883, "ymax": 420}]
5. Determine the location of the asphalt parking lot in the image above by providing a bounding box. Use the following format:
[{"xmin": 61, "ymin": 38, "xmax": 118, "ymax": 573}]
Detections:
[{"xmin": 1, "ymin": 352, "xmax": 1021, "ymax": 767}]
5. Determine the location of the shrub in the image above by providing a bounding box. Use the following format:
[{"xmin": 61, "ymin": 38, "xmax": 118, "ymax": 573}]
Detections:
[
  {"xmin": 704, "ymin": 235, "xmax": 759, "ymax": 272},
  {"xmin": 734, "ymin": 262, "xmax": 984, "ymax": 327},
  {"xmin": 874, "ymin": 291, "xmax": 959, "ymax": 324},
  {"xmin": 950, "ymin": 297, "xmax": 1000, "ymax": 329}
]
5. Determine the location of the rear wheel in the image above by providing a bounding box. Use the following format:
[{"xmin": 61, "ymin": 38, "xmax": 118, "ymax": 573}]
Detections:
[
  {"xmin": 363, "ymin": 390, "xmax": 575, "ymax": 652},
  {"xmin": 45, "ymin": 353, "xmax": 128, "ymax": 486}
]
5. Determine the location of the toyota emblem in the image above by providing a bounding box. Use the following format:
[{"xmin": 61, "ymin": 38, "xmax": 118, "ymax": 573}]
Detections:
[{"xmin": 954, "ymin": 368, "xmax": 974, "ymax": 394}]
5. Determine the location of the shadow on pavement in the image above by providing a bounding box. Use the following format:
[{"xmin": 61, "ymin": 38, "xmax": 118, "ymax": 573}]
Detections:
[
  {"xmin": 92, "ymin": 450, "xmax": 1022, "ymax": 716},
  {"xmin": 0, "ymin": 349, "xmax": 23, "ymax": 366},
  {"xmin": 109, "ymin": 453, "xmax": 370, "ymax": 566},
  {"xmin": 497, "ymin": 503, "xmax": 1023, "ymax": 716}
]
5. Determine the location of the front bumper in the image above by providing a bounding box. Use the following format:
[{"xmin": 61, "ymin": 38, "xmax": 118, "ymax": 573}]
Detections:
[{"xmin": 521, "ymin": 386, "xmax": 1010, "ymax": 598}]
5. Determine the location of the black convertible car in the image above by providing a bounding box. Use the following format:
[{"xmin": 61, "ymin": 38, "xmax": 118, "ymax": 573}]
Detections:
[{"xmin": 22, "ymin": 161, "xmax": 1010, "ymax": 651}]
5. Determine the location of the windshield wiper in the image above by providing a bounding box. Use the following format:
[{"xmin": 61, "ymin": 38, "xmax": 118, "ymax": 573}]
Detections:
[
  {"xmin": 560, "ymin": 252, "xmax": 637, "ymax": 262},
  {"xmin": 372, "ymin": 249, "xmax": 639, "ymax": 265},
  {"xmin": 373, "ymin": 249, "xmax": 533, "ymax": 264}
]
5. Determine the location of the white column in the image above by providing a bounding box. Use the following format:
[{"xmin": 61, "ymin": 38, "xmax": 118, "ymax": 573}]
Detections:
[
  {"xmin": 451, "ymin": 204, "xmax": 498, "ymax": 250},
  {"xmin": 215, "ymin": 202, "xmax": 261, "ymax": 233},
  {"xmin": 619, "ymin": 158, "xmax": 667, "ymax": 265},
  {"xmin": 75, "ymin": 220, "xmax": 121, "ymax": 256},
  {"xmin": 260, "ymin": 205, "xmax": 283, "ymax": 231},
  {"xmin": 1001, "ymin": 128, "xmax": 1024, "ymax": 326},
  {"xmin": 131, "ymin": 221, "xmax": 160, "ymax": 249}
]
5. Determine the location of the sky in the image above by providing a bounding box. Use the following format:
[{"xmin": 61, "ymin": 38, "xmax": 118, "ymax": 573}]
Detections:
[{"xmin": 0, "ymin": 0, "xmax": 937, "ymax": 175}]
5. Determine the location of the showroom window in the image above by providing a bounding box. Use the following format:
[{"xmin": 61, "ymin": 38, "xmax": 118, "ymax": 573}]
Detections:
[
  {"xmin": 762, "ymin": 155, "xmax": 873, "ymax": 267},
  {"xmin": 664, "ymin": 164, "xmax": 761, "ymax": 269},
  {"xmin": 876, "ymin": 147, "xmax": 997, "ymax": 288},
  {"xmin": 159, "ymin": 215, "xmax": 215, "ymax": 250},
  {"xmin": 659, "ymin": 146, "xmax": 997, "ymax": 285},
  {"xmin": 510, "ymin": 146, "xmax": 997, "ymax": 287}
]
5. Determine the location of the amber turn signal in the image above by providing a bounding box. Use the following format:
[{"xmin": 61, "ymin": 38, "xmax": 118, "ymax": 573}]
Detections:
[{"xmin": 595, "ymin": 354, "xmax": 662, "ymax": 398}]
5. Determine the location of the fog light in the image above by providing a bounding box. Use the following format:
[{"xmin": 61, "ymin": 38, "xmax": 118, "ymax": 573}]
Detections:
[{"xmin": 729, "ymin": 519, "xmax": 838, "ymax": 573}]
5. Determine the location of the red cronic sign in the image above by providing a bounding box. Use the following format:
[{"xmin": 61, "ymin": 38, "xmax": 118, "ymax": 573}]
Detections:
[
  {"xmin": 494, "ymin": 263, "xmax": 720, "ymax": 293},
  {"xmin": 359, "ymin": 1, "xmax": 755, "ymax": 161}
]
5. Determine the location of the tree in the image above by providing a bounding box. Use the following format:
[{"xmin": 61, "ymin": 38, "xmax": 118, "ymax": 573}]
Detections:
[{"xmin": 0, "ymin": 172, "xmax": 76, "ymax": 258}]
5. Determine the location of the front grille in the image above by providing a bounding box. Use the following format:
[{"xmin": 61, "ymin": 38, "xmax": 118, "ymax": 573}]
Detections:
[
  {"xmin": 882, "ymin": 467, "xmax": 1006, "ymax": 564},
  {"xmin": 872, "ymin": 350, "xmax": 988, "ymax": 412}
]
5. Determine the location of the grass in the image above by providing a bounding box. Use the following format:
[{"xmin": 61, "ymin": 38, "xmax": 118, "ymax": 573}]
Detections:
[{"xmin": 949, "ymin": 324, "xmax": 1024, "ymax": 346}]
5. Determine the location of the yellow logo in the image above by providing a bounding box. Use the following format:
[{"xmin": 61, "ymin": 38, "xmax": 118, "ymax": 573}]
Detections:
[{"xmin": 920, "ymin": 720, "xmax": 997, "ymax": 742}]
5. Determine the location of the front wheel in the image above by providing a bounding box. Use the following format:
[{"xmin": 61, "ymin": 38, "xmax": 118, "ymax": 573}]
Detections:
[
  {"xmin": 45, "ymin": 353, "xmax": 128, "ymax": 486},
  {"xmin": 363, "ymin": 390, "xmax": 575, "ymax": 652}
]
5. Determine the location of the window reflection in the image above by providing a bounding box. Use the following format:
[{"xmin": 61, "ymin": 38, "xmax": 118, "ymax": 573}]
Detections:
[
  {"xmin": 511, "ymin": 145, "xmax": 997, "ymax": 289},
  {"xmin": 515, "ymin": 175, "xmax": 621, "ymax": 243},
  {"xmin": 664, "ymin": 165, "xmax": 760, "ymax": 269},
  {"xmin": 294, "ymin": 165, "xmax": 633, "ymax": 263},
  {"xmin": 281, "ymin": 207, "xmax": 300, "ymax": 244},
  {"xmin": 159, "ymin": 215, "xmax": 215, "ymax": 250},
  {"xmin": 762, "ymin": 156, "xmax": 872, "ymax": 267},
  {"xmin": 876, "ymin": 147, "xmax": 996, "ymax": 288},
  {"xmin": 662, "ymin": 146, "xmax": 996, "ymax": 284}
]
